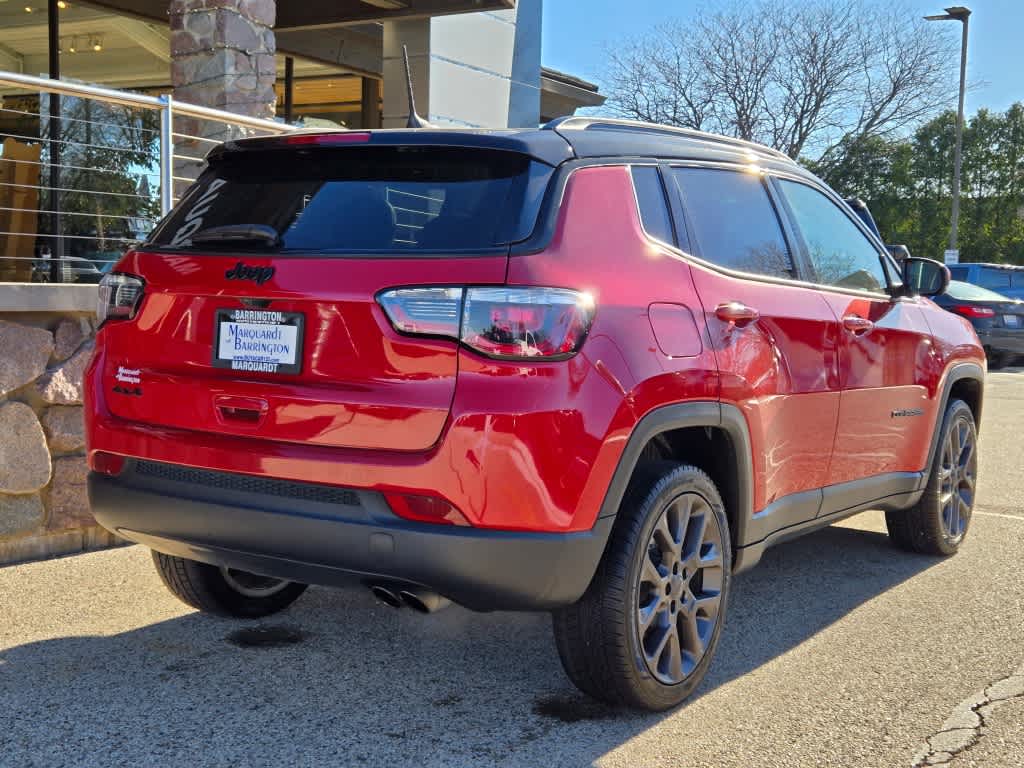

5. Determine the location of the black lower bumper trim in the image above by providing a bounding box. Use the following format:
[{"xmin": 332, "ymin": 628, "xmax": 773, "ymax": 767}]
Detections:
[{"xmin": 88, "ymin": 464, "xmax": 612, "ymax": 612}]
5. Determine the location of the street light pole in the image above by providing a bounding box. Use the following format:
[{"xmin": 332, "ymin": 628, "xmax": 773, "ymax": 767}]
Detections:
[{"xmin": 925, "ymin": 6, "xmax": 971, "ymax": 259}]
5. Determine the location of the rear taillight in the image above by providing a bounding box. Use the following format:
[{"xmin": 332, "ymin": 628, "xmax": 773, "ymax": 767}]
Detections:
[
  {"xmin": 97, "ymin": 273, "xmax": 144, "ymax": 325},
  {"xmin": 377, "ymin": 286, "xmax": 594, "ymax": 359},
  {"xmin": 951, "ymin": 305, "xmax": 996, "ymax": 319}
]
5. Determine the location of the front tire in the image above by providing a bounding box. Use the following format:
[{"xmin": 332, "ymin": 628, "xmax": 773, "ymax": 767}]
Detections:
[
  {"xmin": 152, "ymin": 551, "xmax": 308, "ymax": 618},
  {"xmin": 552, "ymin": 462, "xmax": 731, "ymax": 711},
  {"xmin": 885, "ymin": 399, "xmax": 978, "ymax": 556}
]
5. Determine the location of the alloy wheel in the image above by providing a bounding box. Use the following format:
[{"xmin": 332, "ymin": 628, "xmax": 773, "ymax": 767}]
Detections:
[
  {"xmin": 635, "ymin": 491, "xmax": 725, "ymax": 685},
  {"xmin": 939, "ymin": 415, "xmax": 976, "ymax": 543}
]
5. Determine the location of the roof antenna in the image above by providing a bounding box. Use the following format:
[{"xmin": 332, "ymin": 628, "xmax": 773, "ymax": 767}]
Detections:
[{"xmin": 403, "ymin": 44, "xmax": 434, "ymax": 129}]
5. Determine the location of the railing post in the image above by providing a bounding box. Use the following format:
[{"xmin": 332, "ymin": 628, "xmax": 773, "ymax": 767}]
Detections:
[{"xmin": 159, "ymin": 93, "xmax": 174, "ymax": 216}]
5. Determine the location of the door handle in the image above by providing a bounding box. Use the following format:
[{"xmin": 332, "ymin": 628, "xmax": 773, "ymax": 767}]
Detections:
[
  {"xmin": 715, "ymin": 301, "xmax": 759, "ymax": 327},
  {"xmin": 842, "ymin": 314, "xmax": 874, "ymax": 335}
]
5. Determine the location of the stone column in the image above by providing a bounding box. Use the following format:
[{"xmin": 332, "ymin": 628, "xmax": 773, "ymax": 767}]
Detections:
[
  {"xmin": 169, "ymin": 0, "xmax": 277, "ymax": 199},
  {"xmin": 169, "ymin": 0, "xmax": 277, "ymax": 119}
]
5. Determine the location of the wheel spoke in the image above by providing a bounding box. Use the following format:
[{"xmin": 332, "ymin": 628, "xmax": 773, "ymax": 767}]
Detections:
[
  {"xmin": 665, "ymin": 626, "xmax": 684, "ymax": 681},
  {"xmin": 638, "ymin": 597, "xmax": 663, "ymax": 634},
  {"xmin": 681, "ymin": 606, "xmax": 704, "ymax": 658},
  {"xmin": 959, "ymin": 433, "xmax": 974, "ymax": 469},
  {"xmin": 698, "ymin": 543, "xmax": 722, "ymax": 570},
  {"xmin": 693, "ymin": 592, "xmax": 721, "ymax": 622},
  {"xmin": 654, "ymin": 513, "xmax": 678, "ymax": 560},
  {"xmin": 641, "ymin": 552, "xmax": 665, "ymax": 587},
  {"xmin": 949, "ymin": 423, "xmax": 961, "ymax": 462},
  {"xmin": 683, "ymin": 509, "xmax": 708, "ymax": 560},
  {"xmin": 646, "ymin": 623, "xmax": 674, "ymax": 666}
]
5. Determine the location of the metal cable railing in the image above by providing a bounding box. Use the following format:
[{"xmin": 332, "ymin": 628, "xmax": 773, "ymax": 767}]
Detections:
[{"xmin": 0, "ymin": 70, "xmax": 295, "ymax": 284}]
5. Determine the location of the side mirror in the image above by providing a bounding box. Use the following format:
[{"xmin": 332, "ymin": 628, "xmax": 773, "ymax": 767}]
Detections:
[{"xmin": 902, "ymin": 256, "xmax": 949, "ymax": 298}]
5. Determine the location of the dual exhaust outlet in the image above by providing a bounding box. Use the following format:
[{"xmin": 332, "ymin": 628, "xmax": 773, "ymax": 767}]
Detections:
[{"xmin": 369, "ymin": 582, "xmax": 450, "ymax": 614}]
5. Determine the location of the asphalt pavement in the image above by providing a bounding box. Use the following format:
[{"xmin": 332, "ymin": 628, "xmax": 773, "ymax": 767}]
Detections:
[{"xmin": 2, "ymin": 367, "xmax": 1022, "ymax": 768}]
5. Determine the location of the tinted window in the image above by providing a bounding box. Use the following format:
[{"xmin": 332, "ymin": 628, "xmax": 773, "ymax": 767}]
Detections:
[
  {"xmin": 946, "ymin": 280, "xmax": 1009, "ymax": 302},
  {"xmin": 777, "ymin": 179, "xmax": 888, "ymax": 293},
  {"xmin": 672, "ymin": 167, "xmax": 793, "ymax": 278},
  {"xmin": 149, "ymin": 146, "xmax": 548, "ymax": 253},
  {"xmin": 630, "ymin": 166, "xmax": 674, "ymax": 245},
  {"xmin": 978, "ymin": 268, "xmax": 1011, "ymax": 290}
]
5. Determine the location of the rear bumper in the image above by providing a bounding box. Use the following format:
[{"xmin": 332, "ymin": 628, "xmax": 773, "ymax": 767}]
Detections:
[
  {"xmin": 88, "ymin": 460, "xmax": 613, "ymax": 611},
  {"xmin": 976, "ymin": 328, "xmax": 1024, "ymax": 356}
]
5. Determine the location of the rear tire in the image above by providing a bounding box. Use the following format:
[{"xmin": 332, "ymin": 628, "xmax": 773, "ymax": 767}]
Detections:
[
  {"xmin": 885, "ymin": 399, "xmax": 977, "ymax": 556},
  {"xmin": 152, "ymin": 551, "xmax": 308, "ymax": 618},
  {"xmin": 552, "ymin": 462, "xmax": 731, "ymax": 711},
  {"xmin": 985, "ymin": 347, "xmax": 1005, "ymax": 370}
]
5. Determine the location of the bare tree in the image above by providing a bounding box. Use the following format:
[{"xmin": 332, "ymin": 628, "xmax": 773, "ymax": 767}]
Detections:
[{"xmin": 601, "ymin": 0, "xmax": 957, "ymax": 164}]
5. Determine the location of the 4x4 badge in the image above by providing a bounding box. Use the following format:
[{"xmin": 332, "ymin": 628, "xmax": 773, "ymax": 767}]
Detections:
[{"xmin": 225, "ymin": 261, "xmax": 275, "ymax": 285}]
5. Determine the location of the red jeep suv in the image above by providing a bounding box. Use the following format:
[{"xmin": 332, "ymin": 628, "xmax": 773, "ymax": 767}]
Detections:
[{"xmin": 85, "ymin": 118, "xmax": 985, "ymax": 711}]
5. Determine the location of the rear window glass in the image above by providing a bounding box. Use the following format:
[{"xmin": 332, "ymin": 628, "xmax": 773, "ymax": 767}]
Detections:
[
  {"xmin": 148, "ymin": 146, "xmax": 549, "ymax": 253},
  {"xmin": 946, "ymin": 280, "xmax": 1010, "ymax": 302}
]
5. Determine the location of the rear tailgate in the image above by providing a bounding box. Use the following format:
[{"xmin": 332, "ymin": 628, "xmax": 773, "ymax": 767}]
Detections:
[{"xmin": 99, "ymin": 140, "xmax": 559, "ymax": 452}]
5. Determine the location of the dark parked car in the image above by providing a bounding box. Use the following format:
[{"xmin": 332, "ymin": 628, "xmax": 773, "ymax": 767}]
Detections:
[
  {"xmin": 947, "ymin": 263, "xmax": 1024, "ymax": 300},
  {"xmin": 933, "ymin": 280, "xmax": 1024, "ymax": 368}
]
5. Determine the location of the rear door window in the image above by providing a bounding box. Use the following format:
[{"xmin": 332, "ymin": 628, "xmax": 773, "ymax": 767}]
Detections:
[
  {"xmin": 148, "ymin": 146, "xmax": 550, "ymax": 253},
  {"xmin": 776, "ymin": 178, "xmax": 888, "ymax": 293},
  {"xmin": 671, "ymin": 167, "xmax": 794, "ymax": 279}
]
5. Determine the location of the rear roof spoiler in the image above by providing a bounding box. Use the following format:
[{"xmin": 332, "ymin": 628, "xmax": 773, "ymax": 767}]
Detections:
[{"xmin": 211, "ymin": 128, "xmax": 575, "ymax": 168}]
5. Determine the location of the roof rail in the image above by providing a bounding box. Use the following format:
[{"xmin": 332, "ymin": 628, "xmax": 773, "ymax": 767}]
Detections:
[{"xmin": 544, "ymin": 116, "xmax": 792, "ymax": 162}]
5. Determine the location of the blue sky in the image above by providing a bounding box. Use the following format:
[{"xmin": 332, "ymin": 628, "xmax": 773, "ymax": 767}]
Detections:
[{"xmin": 542, "ymin": 0, "xmax": 1023, "ymax": 115}]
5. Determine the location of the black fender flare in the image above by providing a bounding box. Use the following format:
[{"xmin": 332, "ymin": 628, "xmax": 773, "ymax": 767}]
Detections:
[
  {"xmin": 919, "ymin": 361, "xmax": 986, "ymax": 487},
  {"xmin": 595, "ymin": 401, "xmax": 754, "ymax": 553}
]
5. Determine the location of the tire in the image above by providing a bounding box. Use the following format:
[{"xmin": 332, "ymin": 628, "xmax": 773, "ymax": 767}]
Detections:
[
  {"xmin": 985, "ymin": 347, "xmax": 1005, "ymax": 370},
  {"xmin": 552, "ymin": 462, "xmax": 731, "ymax": 711},
  {"xmin": 885, "ymin": 398, "xmax": 978, "ymax": 556},
  {"xmin": 152, "ymin": 551, "xmax": 308, "ymax": 618}
]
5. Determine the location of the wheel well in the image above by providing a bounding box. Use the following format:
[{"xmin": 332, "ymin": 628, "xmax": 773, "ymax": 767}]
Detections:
[
  {"xmin": 638, "ymin": 426, "xmax": 740, "ymax": 551},
  {"xmin": 949, "ymin": 376, "xmax": 983, "ymax": 428}
]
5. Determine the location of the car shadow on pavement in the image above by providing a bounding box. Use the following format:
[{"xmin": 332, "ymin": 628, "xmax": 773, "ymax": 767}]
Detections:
[{"xmin": 0, "ymin": 523, "xmax": 941, "ymax": 767}]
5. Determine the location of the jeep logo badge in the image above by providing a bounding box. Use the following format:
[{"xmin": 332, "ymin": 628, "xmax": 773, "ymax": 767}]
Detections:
[{"xmin": 225, "ymin": 261, "xmax": 275, "ymax": 285}]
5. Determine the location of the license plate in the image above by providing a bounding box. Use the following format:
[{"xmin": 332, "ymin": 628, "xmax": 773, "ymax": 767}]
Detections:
[
  {"xmin": 213, "ymin": 309, "xmax": 304, "ymax": 374},
  {"xmin": 1004, "ymin": 314, "xmax": 1020, "ymax": 328}
]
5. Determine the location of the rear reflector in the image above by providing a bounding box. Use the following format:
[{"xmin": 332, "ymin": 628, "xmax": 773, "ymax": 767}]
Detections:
[
  {"xmin": 384, "ymin": 493, "xmax": 470, "ymax": 526},
  {"xmin": 90, "ymin": 451, "xmax": 126, "ymax": 477},
  {"xmin": 283, "ymin": 132, "xmax": 372, "ymax": 145},
  {"xmin": 377, "ymin": 286, "xmax": 595, "ymax": 360},
  {"xmin": 952, "ymin": 305, "xmax": 996, "ymax": 319}
]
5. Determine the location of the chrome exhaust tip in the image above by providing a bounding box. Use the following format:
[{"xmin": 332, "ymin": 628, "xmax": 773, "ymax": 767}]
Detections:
[
  {"xmin": 398, "ymin": 589, "xmax": 451, "ymax": 614},
  {"xmin": 369, "ymin": 584, "xmax": 403, "ymax": 608}
]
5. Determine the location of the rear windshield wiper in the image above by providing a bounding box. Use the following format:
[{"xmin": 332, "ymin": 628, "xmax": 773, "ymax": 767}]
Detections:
[{"xmin": 189, "ymin": 224, "xmax": 280, "ymax": 248}]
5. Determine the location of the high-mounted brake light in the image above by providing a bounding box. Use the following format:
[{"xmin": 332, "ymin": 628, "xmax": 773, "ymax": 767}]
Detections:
[
  {"xmin": 951, "ymin": 305, "xmax": 996, "ymax": 319},
  {"xmin": 377, "ymin": 286, "xmax": 595, "ymax": 359},
  {"xmin": 97, "ymin": 273, "xmax": 144, "ymax": 325},
  {"xmin": 283, "ymin": 132, "xmax": 372, "ymax": 145}
]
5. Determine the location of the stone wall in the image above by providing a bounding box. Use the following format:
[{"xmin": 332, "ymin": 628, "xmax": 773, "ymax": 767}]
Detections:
[{"xmin": 0, "ymin": 311, "xmax": 121, "ymax": 565}]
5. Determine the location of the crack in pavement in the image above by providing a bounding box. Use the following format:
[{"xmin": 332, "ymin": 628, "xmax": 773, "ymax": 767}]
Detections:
[{"xmin": 911, "ymin": 661, "xmax": 1024, "ymax": 766}]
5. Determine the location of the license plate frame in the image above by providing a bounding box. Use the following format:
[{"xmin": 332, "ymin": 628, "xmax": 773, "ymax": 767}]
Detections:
[{"xmin": 212, "ymin": 308, "xmax": 305, "ymax": 375}]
